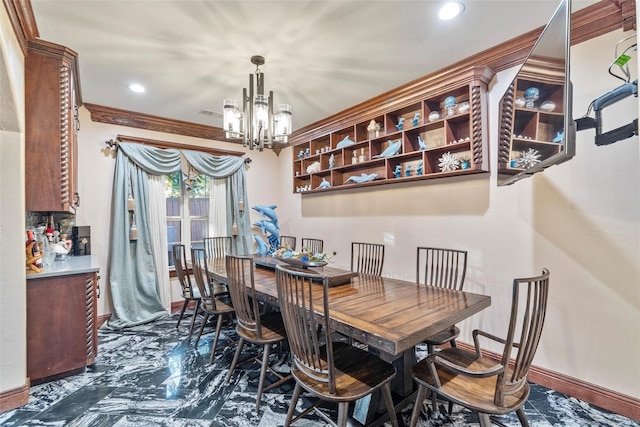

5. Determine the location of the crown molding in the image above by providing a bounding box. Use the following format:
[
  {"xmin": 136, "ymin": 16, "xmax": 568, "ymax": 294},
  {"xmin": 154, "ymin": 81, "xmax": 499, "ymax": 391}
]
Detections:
[
  {"xmin": 85, "ymin": 103, "xmax": 234, "ymax": 142},
  {"xmin": 3, "ymin": 0, "xmax": 38, "ymax": 55}
]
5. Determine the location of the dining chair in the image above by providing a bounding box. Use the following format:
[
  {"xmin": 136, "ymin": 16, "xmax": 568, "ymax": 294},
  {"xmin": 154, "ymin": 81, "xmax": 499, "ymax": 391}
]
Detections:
[
  {"xmin": 301, "ymin": 237, "xmax": 323, "ymax": 254},
  {"xmin": 224, "ymin": 254, "xmax": 291, "ymax": 411},
  {"xmin": 409, "ymin": 268, "xmax": 550, "ymax": 427},
  {"xmin": 351, "ymin": 241, "xmax": 385, "ymax": 276},
  {"xmin": 280, "ymin": 235, "xmax": 296, "ymax": 250},
  {"xmin": 190, "ymin": 248, "xmax": 236, "ymax": 363},
  {"xmin": 274, "ymin": 264, "xmax": 399, "ymax": 427},
  {"xmin": 203, "ymin": 236, "xmax": 231, "ymax": 295},
  {"xmin": 172, "ymin": 244, "xmax": 201, "ymax": 340},
  {"xmin": 416, "ymin": 246, "xmax": 468, "ymax": 353}
]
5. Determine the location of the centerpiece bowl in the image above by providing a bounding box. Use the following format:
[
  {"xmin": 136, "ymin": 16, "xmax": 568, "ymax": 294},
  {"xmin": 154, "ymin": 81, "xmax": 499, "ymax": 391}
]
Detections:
[{"xmin": 275, "ymin": 256, "xmax": 327, "ymax": 269}]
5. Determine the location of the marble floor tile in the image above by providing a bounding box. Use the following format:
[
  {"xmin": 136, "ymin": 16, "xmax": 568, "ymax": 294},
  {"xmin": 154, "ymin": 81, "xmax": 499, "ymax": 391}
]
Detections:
[{"xmin": 1, "ymin": 313, "xmax": 637, "ymax": 427}]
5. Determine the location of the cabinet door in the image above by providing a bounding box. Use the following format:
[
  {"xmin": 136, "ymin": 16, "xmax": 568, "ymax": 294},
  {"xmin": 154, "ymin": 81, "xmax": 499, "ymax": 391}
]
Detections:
[
  {"xmin": 25, "ymin": 40, "xmax": 80, "ymax": 213},
  {"xmin": 27, "ymin": 273, "xmax": 95, "ymax": 382}
]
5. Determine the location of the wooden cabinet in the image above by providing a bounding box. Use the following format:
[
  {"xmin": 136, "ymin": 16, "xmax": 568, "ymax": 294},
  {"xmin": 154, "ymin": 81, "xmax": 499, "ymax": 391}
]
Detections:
[
  {"xmin": 25, "ymin": 39, "xmax": 82, "ymax": 213},
  {"xmin": 291, "ymin": 66, "xmax": 493, "ymax": 194},
  {"xmin": 27, "ymin": 272, "xmax": 98, "ymax": 383},
  {"xmin": 497, "ymin": 59, "xmax": 566, "ymax": 174}
]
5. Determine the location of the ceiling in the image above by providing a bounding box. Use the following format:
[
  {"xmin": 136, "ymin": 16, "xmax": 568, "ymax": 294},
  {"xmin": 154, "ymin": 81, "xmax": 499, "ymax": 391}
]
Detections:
[{"xmin": 30, "ymin": 0, "xmax": 599, "ymax": 133}]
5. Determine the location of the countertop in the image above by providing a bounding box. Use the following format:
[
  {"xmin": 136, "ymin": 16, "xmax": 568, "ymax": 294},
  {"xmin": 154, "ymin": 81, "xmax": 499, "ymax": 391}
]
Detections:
[{"xmin": 26, "ymin": 255, "xmax": 100, "ymax": 279}]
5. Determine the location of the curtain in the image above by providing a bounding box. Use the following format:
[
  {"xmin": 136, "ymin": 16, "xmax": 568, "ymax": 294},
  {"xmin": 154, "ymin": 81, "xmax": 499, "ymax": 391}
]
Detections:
[
  {"xmin": 148, "ymin": 175, "xmax": 172, "ymax": 312},
  {"xmin": 210, "ymin": 179, "xmax": 227, "ymax": 237},
  {"xmin": 182, "ymin": 150, "xmax": 252, "ymax": 255},
  {"xmin": 105, "ymin": 143, "xmax": 182, "ymax": 329}
]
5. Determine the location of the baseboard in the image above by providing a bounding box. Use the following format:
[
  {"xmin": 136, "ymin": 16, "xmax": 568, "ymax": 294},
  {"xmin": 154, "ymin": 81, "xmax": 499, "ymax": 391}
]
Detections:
[
  {"xmin": 96, "ymin": 300, "xmax": 193, "ymax": 329},
  {"xmin": 96, "ymin": 314, "xmax": 110, "ymax": 328},
  {"xmin": 456, "ymin": 342, "xmax": 639, "ymax": 421},
  {"xmin": 0, "ymin": 380, "xmax": 30, "ymax": 412}
]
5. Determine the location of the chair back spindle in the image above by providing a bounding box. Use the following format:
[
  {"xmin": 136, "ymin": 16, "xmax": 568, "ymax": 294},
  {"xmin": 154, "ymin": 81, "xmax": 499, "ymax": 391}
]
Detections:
[
  {"xmin": 495, "ymin": 268, "xmax": 550, "ymax": 406},
  {"xmin": 275, "ymin": 265, "xmax": 335, "ymax": 393},
  {"xmin": 225, "ymin": 254, "xmax": 262, "ymax": 339},
  {"xmin": 280, "ymin": 235, "xmax": 297, "ymax": 250},
  {"xmin": 173, "ymin": 244, "xmax": 195, "ymax": 297},
  {"xmin": 191, "ymin": 248, "xmax": 214, "ymax": 308},
  {"xmin": 301, "ymin": 238, "xmax": 323, "ymax": 254},
  {"xmin": 204, "ymin": 236, "xmax": 231, "ymax": 259},
  {"xmin": 351, "ymin": 242, "xmax": 385, "ymax": 276},
  {"xmin": 416, "ymin": 246, "xmax": 467, "ymax": 290}
]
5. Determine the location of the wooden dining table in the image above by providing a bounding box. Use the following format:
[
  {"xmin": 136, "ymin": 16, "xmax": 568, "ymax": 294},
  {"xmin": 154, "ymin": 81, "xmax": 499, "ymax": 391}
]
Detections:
[{"xmin": 205, "ymin": 255, "xmax": 491, "ymax": 400}]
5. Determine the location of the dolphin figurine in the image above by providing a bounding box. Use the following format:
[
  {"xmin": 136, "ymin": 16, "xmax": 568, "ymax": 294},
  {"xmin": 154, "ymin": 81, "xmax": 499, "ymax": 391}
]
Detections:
[
  {"xmin": 252, "ymin": 204, "xmax": 278, "ymax": 226},
  {"xmin": 253, "ymin": 220, "xmax": 280, "ymax": 241},
  {"xmin": 344, "ymin": 173, "xmax": 379, "ymax": 184},
  {"xmin": 253, "ymin": 233, "xmax": 269, "ymax": 256},
  {"xmin": 412, "ymin": 112, "xmax": 421, "ymax": 127},
  {"xmin": 372, "ymin": 140, "xmax": 401, "ymax": 159},
  {"xmin": 317, "ymin": 178, "xmax": 331, "ymax": 189},
  {"xmin": 336, "ymin": 135, "xmax": 356, "ymax": 148},
  {"xmin": 396, "ymin": 117, "xmax": 406, "ymax": 131},
  {"xmin": 418, "ymin": 135, "xmax": 427, "ymax": 150}
]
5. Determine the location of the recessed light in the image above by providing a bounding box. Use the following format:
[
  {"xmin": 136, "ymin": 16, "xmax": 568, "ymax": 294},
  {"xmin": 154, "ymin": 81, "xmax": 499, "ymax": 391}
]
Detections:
[
  {"xmin": 128, "ymin": 83, "xmax": 146, "ymax": 93},
  {"xmin": 439, "ymin": 2, "xmax": 465, "ymax": 20}
]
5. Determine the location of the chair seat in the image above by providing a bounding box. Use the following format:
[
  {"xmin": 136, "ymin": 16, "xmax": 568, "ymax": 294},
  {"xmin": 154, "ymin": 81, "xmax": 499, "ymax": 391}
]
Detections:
[
  {"xmin": 202, "ymin": 298, "xmax": 234, "ymax": 315},
  {"xmin": 183, "ymin": 287, "xmax": 201, "ymax": 299},
  {"xmin": 423, "ymin": 325, "xmax": 460, "ymax": 346},
  {"xmin": 411, "ymin": 347, "xmax": 530, "ymax": 415},
  {"xmin": 236, "ymin": 311, "xmax": 287, "ymax": 344},
  {"xmin": 292, "ymin": 342, "xmax": 396, "ymax": 402}
]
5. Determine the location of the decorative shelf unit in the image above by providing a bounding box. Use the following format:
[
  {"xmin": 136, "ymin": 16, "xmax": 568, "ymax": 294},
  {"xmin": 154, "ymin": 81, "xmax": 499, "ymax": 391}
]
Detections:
[
  {"xmin": 497, "ymin": 58, "xmax": 566, "ymax": 174},
  {"xmin": 290, "ymin": 66, "xmax": 494, "ymax": 194}
]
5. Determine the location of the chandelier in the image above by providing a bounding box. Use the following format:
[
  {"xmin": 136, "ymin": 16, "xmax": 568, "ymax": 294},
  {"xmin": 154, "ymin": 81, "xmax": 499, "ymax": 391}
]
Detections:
[{"xmin": 223, "ymin": 55, "xmax": 292, "ymax": 151}]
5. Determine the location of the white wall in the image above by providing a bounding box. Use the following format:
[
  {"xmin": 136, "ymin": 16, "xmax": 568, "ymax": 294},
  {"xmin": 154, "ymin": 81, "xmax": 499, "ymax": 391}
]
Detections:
[
  {"xmin": 276, "ymin": 28, "xmax": 639, "ymax": 399},
  {"xmin": 0, "ymin": 4, "xmax": 27, "ymax": 396}
]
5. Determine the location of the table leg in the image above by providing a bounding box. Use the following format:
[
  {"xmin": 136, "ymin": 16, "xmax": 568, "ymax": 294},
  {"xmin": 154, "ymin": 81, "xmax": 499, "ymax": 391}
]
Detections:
[
  {"xmin": 370, "ymin": 347, "xmax": 417, "ymax": 396},
  {"xmin": 352, "ymin": 347, "xmax": 418, "ymax": 425}
]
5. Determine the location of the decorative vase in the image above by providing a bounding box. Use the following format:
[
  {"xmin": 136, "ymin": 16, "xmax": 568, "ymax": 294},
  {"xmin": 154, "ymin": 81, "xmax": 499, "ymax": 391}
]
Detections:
[
  {"xmin": 524, "ymin": 87, "xmax": 539, "ymax": 108},
  {"xmin": 444, "ymin": 96, "xmax": 457, "ymax": 116}
]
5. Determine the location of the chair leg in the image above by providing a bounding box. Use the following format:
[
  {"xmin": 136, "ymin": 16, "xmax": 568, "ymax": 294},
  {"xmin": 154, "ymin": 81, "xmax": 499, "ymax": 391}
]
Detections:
[
  {"xmin": 478, "ymin": 412, "xmax": 492, "ymax": 427},
  {"xmin": 337, "ymin": 402, "xmax": 349, "ymax": 427},
  {"xmin": 186, "ymin": 299, "xmax": 200, "ymax": 340},
  {"xmin": 284, "ymin": 382, "xmax": 302, "ymax": 427},
  {"xmin": 194, "ymin": 312, "xmax": 209, "ymax": 346},
  {"xmin": 381, "ymin": 383, "xmax": 399, "ymax": 427},
  {"xmin": 255, "ymin": 344, "xmax": 272, "ymax": 412},
  {"xmin": 450, "ymin": 338, "xmax": 457, "ymax": 348},
  {"xmin": 409, "ymin": 385, "xmax": 429, "ymax": 427},
  {"xmin": 431, "ymin": 385, "xmax": 439, "ymax": 416},
  {"xmin": 516, "ymin": 407, "xmax": 530, "ymax": 427},
  {"xmin": 226, "ymin": 337, "xmax": 244, "ymax": 383},
  {"xmin": 208, "ymin": 314, "xmax": 225, "ymax": 365},
  {"xmin": 176, "ymin": 299, "xmax": 188, "ymax": 328}
]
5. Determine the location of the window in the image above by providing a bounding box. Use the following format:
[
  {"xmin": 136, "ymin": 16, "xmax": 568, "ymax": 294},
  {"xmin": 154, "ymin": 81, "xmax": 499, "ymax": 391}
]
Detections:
[{"xmin": 166, "ymin": 172, "xmax": 211, "ymax": 266}]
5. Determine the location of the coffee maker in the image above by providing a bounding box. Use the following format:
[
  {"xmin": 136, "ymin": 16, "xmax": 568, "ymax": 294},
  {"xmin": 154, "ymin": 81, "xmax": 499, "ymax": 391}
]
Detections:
[{"xmin": 72, "ymin": 226, "xmax": 91, "ymax": 256}]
